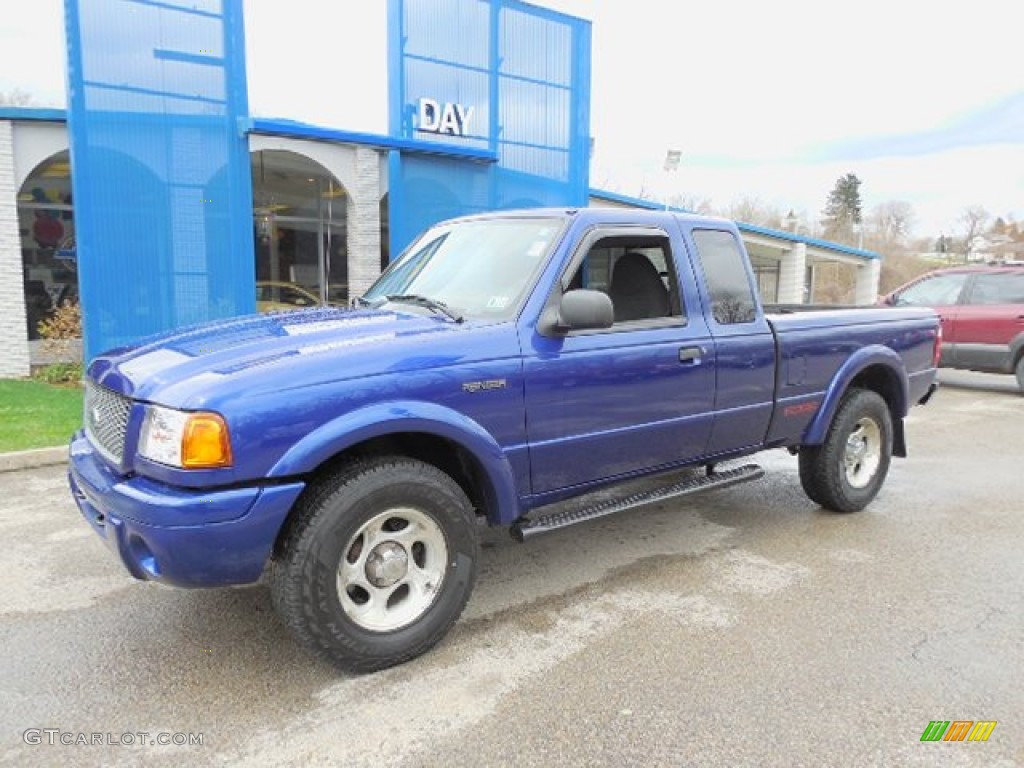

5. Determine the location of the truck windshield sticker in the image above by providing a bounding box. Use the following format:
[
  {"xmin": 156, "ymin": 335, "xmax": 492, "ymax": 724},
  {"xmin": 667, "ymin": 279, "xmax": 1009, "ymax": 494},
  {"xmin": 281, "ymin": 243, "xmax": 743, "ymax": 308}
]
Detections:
[
  {"xmin": 486, "ymin": 296, "xmax": 510, "ymax": 310},
  {"xmin": 527, "ymin": 241, "xmax": 548, "ymax": 258}
]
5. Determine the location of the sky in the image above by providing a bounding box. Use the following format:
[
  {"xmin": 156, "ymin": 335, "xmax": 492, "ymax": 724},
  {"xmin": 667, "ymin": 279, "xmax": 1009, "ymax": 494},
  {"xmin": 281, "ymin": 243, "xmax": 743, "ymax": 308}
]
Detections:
[
  {"xmin": 3, "ymin": 0, "xmax": 1021, "ymax": 239},
  {"xmin": 542, "ymin": 0, "xmax": 1023, "ymax": 237}
]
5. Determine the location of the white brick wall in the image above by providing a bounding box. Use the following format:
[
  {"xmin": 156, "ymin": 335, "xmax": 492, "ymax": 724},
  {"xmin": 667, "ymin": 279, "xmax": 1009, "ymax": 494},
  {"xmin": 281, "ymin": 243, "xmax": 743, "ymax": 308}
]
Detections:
[
  {"xmin": 346, "ymin": 146, "xmax": 382, "ymax": 300},
  {"xmin": 0, "ymin": 121, "xmax": 32, "ymax": 378},
  {"xmin": 777, "ymin": 242, "xmax": 807, "ymax": 304},
  {"xmin": 855, "ymin": 257, "xmax": 882, "ymax": 306}
]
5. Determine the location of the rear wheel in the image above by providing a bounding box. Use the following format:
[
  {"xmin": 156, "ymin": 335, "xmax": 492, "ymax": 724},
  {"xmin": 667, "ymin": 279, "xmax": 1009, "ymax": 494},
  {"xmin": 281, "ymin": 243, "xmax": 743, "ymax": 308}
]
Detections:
[
  {"xmin": 1015, "ymin": 355, "xmax": 1024, "ymax": 392},
  {"xmin": 270, "ymin": 457, "xmax": 479, "ymax": 673},
  {"xmin": 799, "ymin": 389, "xmax": 893, "ymax": 513}
]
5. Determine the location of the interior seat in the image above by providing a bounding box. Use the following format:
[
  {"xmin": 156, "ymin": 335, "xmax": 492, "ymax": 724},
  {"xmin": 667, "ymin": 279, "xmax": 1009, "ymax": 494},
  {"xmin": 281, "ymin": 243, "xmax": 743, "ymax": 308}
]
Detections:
[{"xmin": 608, "ymin": 252, "xmax": 669, "ymax": 322}]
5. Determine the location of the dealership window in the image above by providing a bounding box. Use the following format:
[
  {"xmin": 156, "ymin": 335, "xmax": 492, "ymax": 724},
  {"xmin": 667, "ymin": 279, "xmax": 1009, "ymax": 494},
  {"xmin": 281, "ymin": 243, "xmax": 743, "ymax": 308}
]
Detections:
[
  {"xmin": 379, "ymin": 193, "xmax": 390, "ymax": 271},
  {"xmin": 251, "ymin": 150, "xmax": 348, "ymax": 309},
  {"xmin": 18, "ymin": 151, "xmax": 77, "ymax": 340}
]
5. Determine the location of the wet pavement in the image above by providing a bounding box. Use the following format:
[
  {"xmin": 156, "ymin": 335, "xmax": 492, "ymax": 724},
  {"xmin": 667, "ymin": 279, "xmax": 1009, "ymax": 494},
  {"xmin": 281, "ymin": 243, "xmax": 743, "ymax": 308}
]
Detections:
[{"xmin": 1, "ymin": 369, "xmax": 1021, "ymax": 767}]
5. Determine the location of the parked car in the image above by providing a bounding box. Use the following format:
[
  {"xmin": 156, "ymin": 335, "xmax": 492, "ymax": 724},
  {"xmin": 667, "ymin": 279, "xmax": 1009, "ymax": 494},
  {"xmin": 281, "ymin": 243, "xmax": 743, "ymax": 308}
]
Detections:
[
  {"xmin": 256, "ymin": 281, "xmax": 320, "ymax": 312},
  {"xmin": 881, "ymin": 265, "xmax": 1024, "ymax": 390}
]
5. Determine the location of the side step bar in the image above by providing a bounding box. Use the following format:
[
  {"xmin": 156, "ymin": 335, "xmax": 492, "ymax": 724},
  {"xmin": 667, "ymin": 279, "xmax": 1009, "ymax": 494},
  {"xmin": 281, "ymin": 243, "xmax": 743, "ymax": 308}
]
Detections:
[{"xmin": 510, "ymin": 463, "xmax": 764, "ymax": 542}]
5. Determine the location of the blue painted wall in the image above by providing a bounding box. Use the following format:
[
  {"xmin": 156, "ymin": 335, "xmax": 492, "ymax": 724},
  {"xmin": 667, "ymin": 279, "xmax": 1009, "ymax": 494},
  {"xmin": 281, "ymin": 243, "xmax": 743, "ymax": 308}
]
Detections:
[
  {"xmin": 64, "ymin": 0, "xmax": 255, "ymax": 360},
  {"xmin": 61, "ymin": 0, "xmax": 589, "ymax": 358},
  {"xmin": 387, "ymin": 0, "xmax": 591, "ymax": 258}
]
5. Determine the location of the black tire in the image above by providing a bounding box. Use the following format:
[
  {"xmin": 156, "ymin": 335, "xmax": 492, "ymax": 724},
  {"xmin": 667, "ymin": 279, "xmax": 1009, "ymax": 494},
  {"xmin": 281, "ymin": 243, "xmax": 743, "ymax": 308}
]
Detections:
[
  {"xmin": 798, "ymin": 389, "xmax": 893, "ymax": 513},
  {"xmin": 1015, "ymin": 355, "xmax": 1024, "ymax": 393},
  {"xmin": 270, "ymin": 457, "xmax": 479, "ymax": 673}
]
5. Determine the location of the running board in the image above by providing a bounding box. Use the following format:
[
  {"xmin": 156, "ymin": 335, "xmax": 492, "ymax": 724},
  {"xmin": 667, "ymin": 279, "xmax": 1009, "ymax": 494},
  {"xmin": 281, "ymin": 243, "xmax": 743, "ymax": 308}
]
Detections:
[{"xmin": 510, "ymin": 464, "xmax": 765, "ymax": 542}]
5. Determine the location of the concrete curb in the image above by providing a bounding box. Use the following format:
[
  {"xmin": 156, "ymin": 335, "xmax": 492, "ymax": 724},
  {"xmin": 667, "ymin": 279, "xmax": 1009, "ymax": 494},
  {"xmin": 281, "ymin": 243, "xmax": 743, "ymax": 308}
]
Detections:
[{"xmin": 0, "ymin": 447, "xmax": 68, "ymax": 473}]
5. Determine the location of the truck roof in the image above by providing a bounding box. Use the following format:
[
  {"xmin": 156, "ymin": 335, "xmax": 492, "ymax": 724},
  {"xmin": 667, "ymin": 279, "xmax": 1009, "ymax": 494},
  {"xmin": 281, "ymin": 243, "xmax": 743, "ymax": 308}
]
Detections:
[{"xmin": 448, "ymin": 206, "xmax": 736, "ymax": 229}]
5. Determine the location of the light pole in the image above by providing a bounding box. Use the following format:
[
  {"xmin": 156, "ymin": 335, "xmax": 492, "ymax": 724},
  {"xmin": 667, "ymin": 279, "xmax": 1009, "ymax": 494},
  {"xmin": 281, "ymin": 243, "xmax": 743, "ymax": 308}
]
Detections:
[{"xmin": 663, "ymin": 149, "xmax": 681, "ymax": 210}]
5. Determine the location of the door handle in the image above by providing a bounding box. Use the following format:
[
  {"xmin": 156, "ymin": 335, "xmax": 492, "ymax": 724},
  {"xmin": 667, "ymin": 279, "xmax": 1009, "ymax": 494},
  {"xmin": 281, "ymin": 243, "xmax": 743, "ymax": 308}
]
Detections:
[{"xmin": 678, "ymin": 346, "xmax": 703, "ymax": 364}]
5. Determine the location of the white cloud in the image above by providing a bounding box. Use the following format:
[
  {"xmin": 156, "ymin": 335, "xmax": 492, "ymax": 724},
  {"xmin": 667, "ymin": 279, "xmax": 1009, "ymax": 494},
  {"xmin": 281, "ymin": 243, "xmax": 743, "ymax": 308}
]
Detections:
[
  {"xmin": 0, "ymin": 0, "xmax": 65, "ymax": 106},
  {"xmin": 548, "ymin": 0, "xmax": 1024, "ymax": 234},
  {"xmin": 243, "ymin": 0, "xmax": 388, "ymax": 133},
  {"xmin": 634, "ymin": 144, "xmax": 1024, "ymax": 236},
  {"xmin": 4, "ymin": 0, "xmax": 1021, "ymax": 236}
]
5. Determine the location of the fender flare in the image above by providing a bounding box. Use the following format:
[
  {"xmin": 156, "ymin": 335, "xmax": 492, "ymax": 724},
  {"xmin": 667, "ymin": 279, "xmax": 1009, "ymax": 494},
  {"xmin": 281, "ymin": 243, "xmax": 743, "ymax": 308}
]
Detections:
[
  {"xmin": 802, "ymin": 345, "xmax": 909, "ymax": 447},
  {"xmin": 267, "ymin": 400, "xmax": 521, "ymax": 524}
]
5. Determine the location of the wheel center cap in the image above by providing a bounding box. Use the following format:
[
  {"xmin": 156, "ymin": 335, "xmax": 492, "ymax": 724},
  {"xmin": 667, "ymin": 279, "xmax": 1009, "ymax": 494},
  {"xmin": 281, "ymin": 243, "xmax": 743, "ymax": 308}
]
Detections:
[
  {"xmin": 365, "ymin": 542, "xmax": 409, "ymax": 588},
  {"xmin": 846, "ymin": 436, "xmax": 867, "ymax": 464}
]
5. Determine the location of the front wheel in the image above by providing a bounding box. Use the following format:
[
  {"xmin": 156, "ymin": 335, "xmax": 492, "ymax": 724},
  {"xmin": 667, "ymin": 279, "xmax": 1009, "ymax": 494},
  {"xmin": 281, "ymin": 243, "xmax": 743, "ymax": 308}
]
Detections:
[
  {"xmin": 798, "ymin": 389, "xmax": 893, "ymax": 513},
  {"xmin": 270, "ymin": 457, "xmax": 479, "ymax": 673},
  {"xmin": 1015, "ymin": 355, "xmax": 1024, "ymax": 392}
]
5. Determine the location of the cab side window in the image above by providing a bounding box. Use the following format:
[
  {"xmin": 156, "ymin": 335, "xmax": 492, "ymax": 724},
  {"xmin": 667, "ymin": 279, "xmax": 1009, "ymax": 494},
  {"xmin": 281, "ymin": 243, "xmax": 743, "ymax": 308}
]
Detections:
[
  {"xmin": 967, "ymin": 273, "xmax": 1024, "ymax": 305},
  {"xmin": 565, "ymin": 235, "xmax": 683, "ymax": 324},
  {"xmin": 691, "ymin": 229, "xmax": 757, "ymax": 324},
  {"xmin": 896, "ymin": 273, "xmax": 968, "ymax": 306}
]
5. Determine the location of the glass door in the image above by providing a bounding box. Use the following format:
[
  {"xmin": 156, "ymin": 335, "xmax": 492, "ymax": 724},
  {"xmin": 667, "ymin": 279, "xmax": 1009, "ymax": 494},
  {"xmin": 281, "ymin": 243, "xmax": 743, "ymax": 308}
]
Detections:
[{"xmin": 252, "ymin": 151, "xmax": 348, "ymax": 312}]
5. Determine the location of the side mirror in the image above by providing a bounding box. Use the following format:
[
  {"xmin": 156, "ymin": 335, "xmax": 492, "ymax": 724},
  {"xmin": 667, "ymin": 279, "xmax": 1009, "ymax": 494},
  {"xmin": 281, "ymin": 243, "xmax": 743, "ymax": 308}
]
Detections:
[{"xmin": 556, "ymin": 289, "xmax": 614, "ymax": 331}]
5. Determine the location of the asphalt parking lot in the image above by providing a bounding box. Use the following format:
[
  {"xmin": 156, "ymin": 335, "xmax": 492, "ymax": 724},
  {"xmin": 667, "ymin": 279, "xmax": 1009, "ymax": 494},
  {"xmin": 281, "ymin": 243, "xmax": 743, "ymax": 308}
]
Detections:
[{"xmin": 1, "ymin": 369, "xmax": 1021, "ymax": 768}]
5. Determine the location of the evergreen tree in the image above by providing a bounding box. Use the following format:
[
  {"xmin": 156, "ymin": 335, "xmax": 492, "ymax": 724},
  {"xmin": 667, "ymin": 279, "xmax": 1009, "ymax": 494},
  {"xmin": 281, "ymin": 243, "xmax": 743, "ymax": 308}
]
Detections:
[{"xmin": 822, "ymin": 173, "xmax": 863, "ymax": 245}]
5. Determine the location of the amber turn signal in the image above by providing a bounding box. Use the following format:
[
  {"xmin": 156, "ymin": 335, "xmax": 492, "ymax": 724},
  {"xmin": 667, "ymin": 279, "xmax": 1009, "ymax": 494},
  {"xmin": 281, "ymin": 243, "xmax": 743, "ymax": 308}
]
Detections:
[{"xmin": 181, "ymin": 413, "xmax": 233, "ymax": 468}]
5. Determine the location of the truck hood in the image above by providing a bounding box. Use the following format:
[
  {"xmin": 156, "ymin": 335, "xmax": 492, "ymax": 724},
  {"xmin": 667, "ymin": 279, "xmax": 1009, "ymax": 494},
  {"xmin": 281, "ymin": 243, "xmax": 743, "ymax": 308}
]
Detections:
[{"xmin": 88, "ymin": 307, "xmax": 502, "ymax": 408}]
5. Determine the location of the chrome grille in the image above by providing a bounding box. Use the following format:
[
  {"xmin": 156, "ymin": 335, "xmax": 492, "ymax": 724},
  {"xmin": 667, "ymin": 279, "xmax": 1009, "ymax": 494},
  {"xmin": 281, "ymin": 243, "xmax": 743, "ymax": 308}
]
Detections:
[{"xmin": 84, "ymin": 382, "xmax": 133, "ymax": 465}]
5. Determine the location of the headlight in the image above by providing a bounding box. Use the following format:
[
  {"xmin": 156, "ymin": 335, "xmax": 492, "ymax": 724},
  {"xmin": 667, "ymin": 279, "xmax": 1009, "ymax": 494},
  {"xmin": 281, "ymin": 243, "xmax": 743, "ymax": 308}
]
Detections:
[{"xmin": 138, "ymin": 405, "xmax": 233, "ymax": 469}]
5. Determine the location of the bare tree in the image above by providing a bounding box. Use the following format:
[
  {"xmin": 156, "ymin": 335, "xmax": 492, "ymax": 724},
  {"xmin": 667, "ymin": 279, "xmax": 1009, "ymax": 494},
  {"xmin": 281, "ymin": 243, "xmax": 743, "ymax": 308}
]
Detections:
[
  {"xmin": 1009, "ymin": 216, "xmax": 1023, "ymax": 242},
  {"xmin": 866, "ymin": 201, "xmax": 915, "ymax": 250},
  {"xmin": 958, "ymin": 206, "xmax": 990, "ymax": 263},
  {"xmin": 861, "ymin": 201, "xmax": 921, "ymax": 291},
  {"xmin": 667, "ymin": 193, "xmax": 714, "ymax": 215},
  {"xmin": 725, "ymin": 195, "xmax": 782, "ymax": 228},
  {"xmin": 811, "ymin": 262, "xmax": 857, "ymax": 304}
]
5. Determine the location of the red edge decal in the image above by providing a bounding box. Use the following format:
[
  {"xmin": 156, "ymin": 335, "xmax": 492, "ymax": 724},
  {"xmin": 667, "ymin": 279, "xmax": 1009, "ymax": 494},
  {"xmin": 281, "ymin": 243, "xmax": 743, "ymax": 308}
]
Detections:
[{"xmin": 783, "ymin": 401, "xmax": 819, "ymax": 417}]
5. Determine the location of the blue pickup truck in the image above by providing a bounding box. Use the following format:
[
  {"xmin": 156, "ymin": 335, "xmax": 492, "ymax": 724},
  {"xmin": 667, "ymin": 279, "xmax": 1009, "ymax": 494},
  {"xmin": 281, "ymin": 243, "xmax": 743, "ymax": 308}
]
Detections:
[{"xmin": 69, "ymin": 208, "xmax": 939, "ymax": 671}]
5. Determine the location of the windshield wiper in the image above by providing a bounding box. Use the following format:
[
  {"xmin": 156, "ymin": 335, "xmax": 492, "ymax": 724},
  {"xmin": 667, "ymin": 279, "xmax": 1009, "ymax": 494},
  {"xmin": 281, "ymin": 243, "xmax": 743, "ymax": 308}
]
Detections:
[{"xmin": 383, "ymin": 294, "xmax": 464, "ymax": 323}]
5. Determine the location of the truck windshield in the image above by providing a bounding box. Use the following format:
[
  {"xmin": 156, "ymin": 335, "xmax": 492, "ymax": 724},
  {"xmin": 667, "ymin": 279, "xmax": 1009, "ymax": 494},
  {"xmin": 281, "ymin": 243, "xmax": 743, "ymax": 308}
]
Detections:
[{"xmin": 362, "ymin": 217, "xmax": 564, "ymax": 321}]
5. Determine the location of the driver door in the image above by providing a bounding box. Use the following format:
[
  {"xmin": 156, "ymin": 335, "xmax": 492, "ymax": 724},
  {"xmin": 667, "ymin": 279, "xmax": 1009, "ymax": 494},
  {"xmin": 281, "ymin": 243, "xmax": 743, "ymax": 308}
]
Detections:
[{"xmin": 522, "ymin": 226, "xmax": 715, "ymax": 495}]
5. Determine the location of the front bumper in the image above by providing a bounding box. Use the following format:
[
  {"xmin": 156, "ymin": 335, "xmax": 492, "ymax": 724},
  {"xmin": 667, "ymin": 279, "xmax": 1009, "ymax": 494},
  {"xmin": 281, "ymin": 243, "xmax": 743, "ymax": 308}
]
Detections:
[{"xmin": 68, "ymin": 430, "xmax": 305, "ymax": 587}]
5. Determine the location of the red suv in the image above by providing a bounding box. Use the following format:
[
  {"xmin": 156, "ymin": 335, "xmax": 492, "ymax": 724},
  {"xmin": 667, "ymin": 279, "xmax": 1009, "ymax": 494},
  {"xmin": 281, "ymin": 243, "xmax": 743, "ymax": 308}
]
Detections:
[{"xmin": 882, "ymin": 265, "xmax": 1024, "ymax": 391}]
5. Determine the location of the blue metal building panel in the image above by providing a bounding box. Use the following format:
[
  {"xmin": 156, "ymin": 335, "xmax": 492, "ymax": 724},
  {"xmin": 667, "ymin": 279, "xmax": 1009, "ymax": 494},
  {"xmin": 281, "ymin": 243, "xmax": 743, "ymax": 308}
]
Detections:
[
  {"xmin": 387, "ymin": 0, "xmax": 591, "ymax": 258},
  {"xmin": 64, "ymin": 0, "xmax": 255, "ymax": 360}
]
